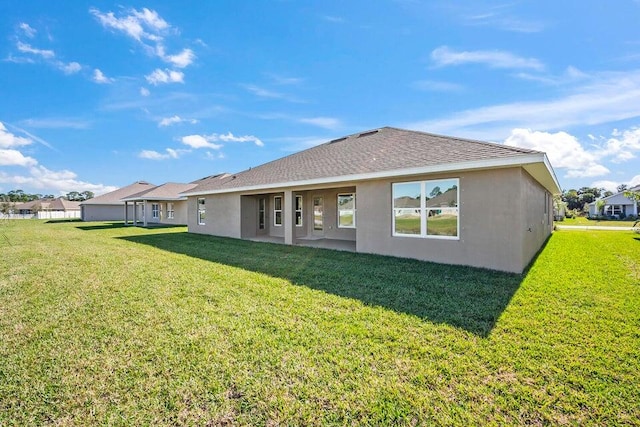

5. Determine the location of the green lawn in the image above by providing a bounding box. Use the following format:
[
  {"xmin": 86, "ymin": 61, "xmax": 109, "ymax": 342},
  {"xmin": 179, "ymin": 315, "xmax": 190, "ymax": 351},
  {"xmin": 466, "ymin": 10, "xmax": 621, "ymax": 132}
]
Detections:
[
  {"xmin": 560, "ymin": 216, "xmax": 638, "ymax": 227},
  {"xmin": 1, "ymin": 220, "xmax": 639, "ymax": 425}
]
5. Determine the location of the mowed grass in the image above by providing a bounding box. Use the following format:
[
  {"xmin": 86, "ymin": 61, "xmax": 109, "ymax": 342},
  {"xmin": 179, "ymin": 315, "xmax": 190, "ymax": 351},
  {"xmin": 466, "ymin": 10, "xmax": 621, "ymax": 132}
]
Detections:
[
  {"xmin": 561, "ymin": 216, "xmax": 638, "ymax": 227},
  {"xmin": 0, "ymin": 221, "xmax": 639, "ymax": 425}
]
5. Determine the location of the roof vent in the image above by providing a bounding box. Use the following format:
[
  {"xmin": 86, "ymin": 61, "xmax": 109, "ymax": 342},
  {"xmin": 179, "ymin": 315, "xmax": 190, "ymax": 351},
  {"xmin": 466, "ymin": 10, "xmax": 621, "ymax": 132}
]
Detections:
[
  {"xmin": 328, "ymin": 136, "xmax": 347, "ymax": 144},
  {"xmin": 357, "ymin": 130, "xmax": 379, "ymax": 138}
]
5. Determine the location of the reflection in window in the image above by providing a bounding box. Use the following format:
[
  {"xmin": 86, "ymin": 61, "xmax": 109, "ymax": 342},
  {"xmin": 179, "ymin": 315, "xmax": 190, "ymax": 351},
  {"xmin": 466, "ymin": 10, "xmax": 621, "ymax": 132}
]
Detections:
[
  {"xmin": 337, "ymin": 193, "xmax": 355, "ymax": 228},
  {"xmin": 393, "ymin": 179, "xmax": 459, "ymax": 238}
]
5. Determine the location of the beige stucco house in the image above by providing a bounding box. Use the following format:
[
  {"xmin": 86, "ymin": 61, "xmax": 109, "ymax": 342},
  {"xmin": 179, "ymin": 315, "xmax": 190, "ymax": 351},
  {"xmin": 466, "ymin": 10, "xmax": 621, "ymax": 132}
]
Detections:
[
  {"xmin": 121, "ymin": 182, "xmax": 197, "ymax": 226},
  {"xmin": 80, "ymin": 181, "xmax": 154, "ymax": 221},
  {"xmin": 181, "ymin": 127, "xmax": 560, "ymax": 273}
]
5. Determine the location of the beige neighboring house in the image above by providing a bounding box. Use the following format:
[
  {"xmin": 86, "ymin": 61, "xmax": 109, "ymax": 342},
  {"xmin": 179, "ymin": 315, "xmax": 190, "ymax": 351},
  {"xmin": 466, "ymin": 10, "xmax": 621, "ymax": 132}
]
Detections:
[
  {"xmin": 181, "ymin": 127, "xmax": 561, "ymax": 273},
  {"xmin": 120, "ymin": 182, "xmax": 198, "ymax": 226},
  {"xmin": 14, "ymin": 197, "xmax": 81, "ymax": 219},
  {"xmin": 80, "ymin": 181, "xmax": 155, "ymax": 222}
]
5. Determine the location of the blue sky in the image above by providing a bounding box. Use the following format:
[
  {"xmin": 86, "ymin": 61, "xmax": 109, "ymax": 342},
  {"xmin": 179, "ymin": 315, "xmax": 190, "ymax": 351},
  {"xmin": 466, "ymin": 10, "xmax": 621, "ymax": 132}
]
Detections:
[{"xmin": 1, "ymin": 1, "xmax": 639, "ymax": 196}]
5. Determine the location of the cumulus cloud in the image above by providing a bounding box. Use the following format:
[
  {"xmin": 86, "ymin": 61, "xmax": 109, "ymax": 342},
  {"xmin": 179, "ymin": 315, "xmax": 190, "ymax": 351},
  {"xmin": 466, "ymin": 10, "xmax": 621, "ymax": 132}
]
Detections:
[
  {"xmin": 504, "ymin": 128, "xmax": 609, "ymax": 178},
  {"xmin": 596, "ymin": 127, "xmax": 640, "ymax": 163},
  {"xmin": 181, "ymin": 135, "xmax": 223, "ymax": 150},
  {"xmin": 0, "ymin": 122, "xmax": 32, "ymax": 148},
  {"xmin": 431, "ymin": 46, "xmax": 544, "ymax": 71},
  {"xmin": 60, "ymin": 61, "xmax": 82, "ymax": 74},
  {"xmin": 156, "ymin": 46, "xmax": 195, "ymax": 68},
  {"xmin": 158, "ymin": 115, "xmax": 198, "ymax": 127},
  {"xmin": 0, "ymin": 165, "xmax": 117, "ymax": 195},
  {"xmin": 140, "ymin": 87, "xmax": 151, "ymax": 97},
  {"xmin": 138, "ymin": 148, "xmax": 187, "ymax": 160},
  {"xmin": 216, "ymin": 132, "xmax": 264, "ymax": 147},
  {"xmin": 92, "ymin": 68, "xmax": 114, "ymax": 84},
  {"xmin": 0, "ymin": 149, "xmax": 38, "ymax": 166},
  {"xmin": 145, "ymin": 68, "xmax": 184, "ymax": 85}
]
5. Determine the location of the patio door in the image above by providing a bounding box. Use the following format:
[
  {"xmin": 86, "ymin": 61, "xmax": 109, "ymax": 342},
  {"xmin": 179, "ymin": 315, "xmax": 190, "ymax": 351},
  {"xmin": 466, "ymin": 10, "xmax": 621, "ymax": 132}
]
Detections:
[{"xmin": 313, "ymin": 196, "xmax": 324, "ymax": 236}]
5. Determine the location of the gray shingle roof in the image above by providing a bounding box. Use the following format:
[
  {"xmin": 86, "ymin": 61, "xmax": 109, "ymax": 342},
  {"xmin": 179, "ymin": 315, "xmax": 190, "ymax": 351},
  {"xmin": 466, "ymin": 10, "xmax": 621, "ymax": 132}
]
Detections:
[
  {"xmin": 80, "ymin": 181, "xmax": 155, "ymax": 205},
  {"xmin": 184, "ymin": 127, "xmax": 545, "ymax": 195},
  {"xmin": 122, "ymin": 182, "xmax": 198, "ymax": 201}
]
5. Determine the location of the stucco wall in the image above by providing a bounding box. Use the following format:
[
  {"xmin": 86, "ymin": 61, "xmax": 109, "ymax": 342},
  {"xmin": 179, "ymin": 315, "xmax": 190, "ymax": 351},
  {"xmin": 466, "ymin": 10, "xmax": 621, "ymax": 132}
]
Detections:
[
  {"xmin": 356, "ymin": 168, "xmax": 536, "ymax": 273},
  {"xmin": 520, "ymin": 170, "xmax": 553, "ymax": 269},
  {"xmin": 81, "ymin": 204, "xmax": 132, "ymax": 222},
  {"xmin": 187, "ymin": 194, "xmax": 241, "ymax": 238}
]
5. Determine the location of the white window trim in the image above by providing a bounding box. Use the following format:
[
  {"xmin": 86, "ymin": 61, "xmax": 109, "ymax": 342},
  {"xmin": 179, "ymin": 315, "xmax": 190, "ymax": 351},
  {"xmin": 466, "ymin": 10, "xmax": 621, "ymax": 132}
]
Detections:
[
  {"xmin": 258, "ymin": 198, "xmax": 266, "ymax": 230},
  {"xmin": 274, "ymin": 196, "xmax": 282, "ymax": 227},
  {"xmin": 337, "ymin": 193, "xmax": 356, "ymax": 229},
  {"xmin": 295, "ymin": 195, "xmax": 303, "ymax": 227},
  {"xmin": 392, "ymin": 179, "xmax": 460, "ymax": 240},
  {"xmin": 152, "ymin": 203, "xmax": 159, "ymax": 219},
  {"xmin": 167, "ymin": 202, "xmax": 175, "ymax": 220},
  {"xmin": 197, "ymin": 198, "xmax": 206, "ymax": 225}
]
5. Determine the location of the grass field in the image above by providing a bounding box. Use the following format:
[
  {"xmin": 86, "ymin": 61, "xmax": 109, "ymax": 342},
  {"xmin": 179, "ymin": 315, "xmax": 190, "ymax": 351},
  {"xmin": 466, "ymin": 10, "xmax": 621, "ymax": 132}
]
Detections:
[
  {"xmin": 561, "ymin": 216, "xmax": 638, "ymax": 227},
  {"xmin": 1, "ymin": 220, "xmax": 639, "ymax": 425}
]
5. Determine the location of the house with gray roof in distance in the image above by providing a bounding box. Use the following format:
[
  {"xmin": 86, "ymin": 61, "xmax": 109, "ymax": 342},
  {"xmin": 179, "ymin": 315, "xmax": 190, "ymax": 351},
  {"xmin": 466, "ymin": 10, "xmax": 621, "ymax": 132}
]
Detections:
[
  {"xmin": 588, "ymin": 184, "xmax": 640, "ymax": 218},
  {"xmin": 181, "ymin": 127, "xmax": 560, "ymax": 273},
  {"xmin": 121, "ymin": 182, "xmax": 198, "ymax": 226},
  {"xmin": 80, "ymin": 181, "xmax": 155, "ymax": 222},
  {"xmin": 14, "ymin": 197, "xmax": 81, "ymax": 219}
]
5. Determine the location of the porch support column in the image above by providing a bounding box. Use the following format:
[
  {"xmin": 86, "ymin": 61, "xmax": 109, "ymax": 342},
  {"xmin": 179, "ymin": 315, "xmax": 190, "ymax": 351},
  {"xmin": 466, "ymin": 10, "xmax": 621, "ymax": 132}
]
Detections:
[
  {"xmin": 133, "ymin": 201, "xmax": 138, "ymax": 226},
  {"xmin": 124, "ymin": 201, "xmax": 129, "ymax": 225},
  {"xmin": 283, "ymin": 190, "xmax": 294, "ymax": 245},
  {"xmin": 143, "ymin": 200, "xmax": 148, "ymax": 227}
]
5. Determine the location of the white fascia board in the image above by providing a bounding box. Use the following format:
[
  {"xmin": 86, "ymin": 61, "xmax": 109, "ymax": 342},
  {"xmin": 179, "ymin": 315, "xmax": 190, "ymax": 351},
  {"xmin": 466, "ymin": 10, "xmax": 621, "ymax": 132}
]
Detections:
[
  {"xmin": 120, "ymin": 196, "xmax": 188, "ymax": 202},
  {"xmin": 181, "ymin": 153, "xmax": 552, "ymax": 197}
]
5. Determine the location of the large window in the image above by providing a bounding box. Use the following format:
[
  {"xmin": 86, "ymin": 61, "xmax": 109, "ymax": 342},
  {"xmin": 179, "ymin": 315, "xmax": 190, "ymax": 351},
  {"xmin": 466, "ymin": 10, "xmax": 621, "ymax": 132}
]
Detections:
[
  {"xmin": 152, "ymin": 203, "xmax": 159, "ymax": 219},
  {"xmin": 337, "ymin": 193, "xmax": 356, "ymax": 228},
  {"xmin": 392, "ymin": 178, "xmax": 459, "ymax": 239},
  {"xmin": 295, "ymin": 195, "xmax": 303, "ymax": 227},
  {"xmin": 274, "ymin": 196, "xmax": 282, "ymax": 226},
  {"xmin": 258, "ymin": 198, "xmax": 265, "ymax": 229},
  {"xmin": 197, "ymin": 198, "xmax": 205, "ymax": 225},
  {"xmin": 167, "ymin": 202, "xmax": 174, "ymax": 219}
]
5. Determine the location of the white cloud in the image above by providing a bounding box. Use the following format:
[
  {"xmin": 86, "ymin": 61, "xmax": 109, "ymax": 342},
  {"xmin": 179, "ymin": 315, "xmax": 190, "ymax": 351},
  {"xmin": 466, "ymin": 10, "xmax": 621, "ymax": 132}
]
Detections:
[
  {"xmin": 0, "ymin": 122, "xmax": 33, "ymax": 148},
  {"xmin": 431, "ymin": 46, "xmax": 545, "ymax": 71},
  {"xmin": 0, "ymin": 149, "xmax": 37, "ymax": 166},
  {"xmin": 408, "ymin": 70, "xmax": 640, "ymax": 140},
  {"xmin": 242, "ymin": 84, "xmax": 285, "ymax": 99},
  {"xmin": 16, "ymin": 41, "xmax": 55, "ymax": 59},
  {"xmin": 131, "ymin": 8, "xmax": 169, "ymax": 32},
  {"xmin": 19, "ymin": 118, "xmax": 91, "ymax": 129},
  {"xmin": 92, "ymin": 68, "xmax": 114, "ymax": 84},
  {"xmin": 596, "ymin": 127, "xmax": 640, "ymax": 163},
  {"xmin": 181, "ymin": 135, "xmax": 223, "ymax": 150},
  {"xmin": 60, "ymin": 61, "xmax": 82, "ymax": 74},
  {"xmin": 157, "ymin": 46, "xmax": 195, "ymax": 68},
  {"xmin": 19, "ymin": 23, "xmax": 37, "ymax": 38},
  {"xmin": 504, "ymin": 128, "xmax": 609, "ymax": 178},
  {"xmin": 145, "ymin": 68, "xmax": 184, "ymax": 85},
  {"xmin": 158, "ymin": 115, "xmax": 198, "ymax": 127},
  {"xmin": 140, "ymin": 87, "xmax": 151, "ymax": 97},
  {"xmin": 138, "ymin": 148, "xmax": 188, "ymax": 160},
  {"xmin": 630, "ymin": 175, "xmax": 640, "ymax": 187},
  {"xmin": 590, "ymin": 180, "xmax": 621, "ymax": 193},
  {"xmin": 298, "ymin": 117, "xmax": 342, "ymax": 130},
  {"xmin": 217, "ymin": 132, "xmax": 264, "ymax": 147},
  {"xmin": 0, "ymin": 165, "xmax": 117, "ymax": 195}
]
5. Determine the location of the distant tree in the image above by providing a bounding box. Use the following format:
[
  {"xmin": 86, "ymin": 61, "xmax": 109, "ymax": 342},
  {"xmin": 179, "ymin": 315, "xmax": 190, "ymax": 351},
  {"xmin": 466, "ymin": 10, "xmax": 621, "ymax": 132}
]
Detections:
[
  {"xmin": 617, "ymin": 184, "xmax": 628, "ymax": 193},
  {"xmin": 595, "ymin": 199, "xmax": 605, "ymax": 216},
  {"xmin": 429, "ymin": 186, "xmax": 442, "ymax": 198},
  {"xmin": 66, "ymin": 191, "xmax": 81, "ymax": 201},
  {"xmin": 80, "ymin": 190, "xmax": 94, "ymax": 200},
  {"xmin": 603, "ymin": 191, "xmax": 614, "ymax": 198},
  {"xmin": 562, "ymin": 189, "xmax": 581, "ymax": 210}
]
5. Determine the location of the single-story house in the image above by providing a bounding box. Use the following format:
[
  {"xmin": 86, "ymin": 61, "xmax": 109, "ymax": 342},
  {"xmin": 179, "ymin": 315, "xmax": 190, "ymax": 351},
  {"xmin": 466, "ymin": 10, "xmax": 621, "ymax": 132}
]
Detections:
[
  {"xmin": 120, "ymin": 182, "xmax": 198, "ymax": 226},
  {"xmin": 588, "ymin": 185, "xmax": 640, "ymax": 218},
  {"xmin": 180, "ymin": 127, "xmax": 560, "ymax": 273},
  {"xmin": 14, "ymin": 197, "xmax": 81, "ymax": 219},
  {"xmin": 80, "ymin": 181, "xmax": 155, "ymax": 222}
]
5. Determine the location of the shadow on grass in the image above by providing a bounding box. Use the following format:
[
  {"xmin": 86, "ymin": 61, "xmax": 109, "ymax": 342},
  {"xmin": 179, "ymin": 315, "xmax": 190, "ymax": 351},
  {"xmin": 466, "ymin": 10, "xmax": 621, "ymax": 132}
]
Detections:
[
  {"xmin": 118, "ymin": 232, "xmax": 527, "ymax": 336},
  {"xmin": 45, "ymin": 218, "xmax": 82, "ymax": 224},
  {"xmin": 76, "ymin": 222, "xmax": 128, "ymax": 231}
]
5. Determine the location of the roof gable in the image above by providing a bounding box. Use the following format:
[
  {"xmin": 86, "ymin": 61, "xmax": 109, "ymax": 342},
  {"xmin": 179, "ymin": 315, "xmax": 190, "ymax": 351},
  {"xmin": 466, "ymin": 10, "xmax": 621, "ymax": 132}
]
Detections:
[{"xmin": 80, "ymin": 181, "xmax": 155, "ymax": 205}]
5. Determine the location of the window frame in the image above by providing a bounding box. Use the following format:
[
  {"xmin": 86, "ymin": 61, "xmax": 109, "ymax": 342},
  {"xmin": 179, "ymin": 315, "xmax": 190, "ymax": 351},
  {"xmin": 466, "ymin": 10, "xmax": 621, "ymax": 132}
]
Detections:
[
  {"xmin": 392, "ymin": 178, "xmax": 460, "ymax": 240},
  {"xmin": 151, "ymin": 203, "xmax": 159, "ymax": 219},
  {"xmin": 337, "ymin": 193, "xmax": 356, "ymax": 229},
  {"xmin": 258, "ymin": 198, "xmax": 266, "ymax": 230},
  {"xmin": 167, "ymin": 202, "xmax": 175, "ymax": 220},
  {"xmin": 273, "ymin": 196, "xmax": 282, "ymax": 226},
  {"xmin": 197, "ymin": 198, "xmax": 206, "ymax": 225},
  {"xmin": 295, "ymin": 195, "xmax": 303, "ymax": 227}
]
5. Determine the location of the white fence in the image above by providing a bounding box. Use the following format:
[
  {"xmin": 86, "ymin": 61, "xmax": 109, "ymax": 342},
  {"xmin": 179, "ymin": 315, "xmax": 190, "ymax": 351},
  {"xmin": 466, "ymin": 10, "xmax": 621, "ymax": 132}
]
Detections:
[{"xmin": 1, "ymin": 211, "xmax": 81, "ymax": 220}]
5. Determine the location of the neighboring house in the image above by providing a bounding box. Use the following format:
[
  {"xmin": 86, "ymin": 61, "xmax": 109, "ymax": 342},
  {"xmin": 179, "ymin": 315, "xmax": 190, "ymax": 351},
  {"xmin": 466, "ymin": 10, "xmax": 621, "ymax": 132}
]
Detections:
[
  {"xmin": 588, "ymin": 185, "xmax": 640, "ymax": 218},
  {"xmin": 80, "ymin": 181, "xmax": 155, "ymax": 221},
  {"xmin": 13, "ymin": 197, "xmax": 81, "ymax": 219},
  {"xmin": 120, "ymin": 182, "xmax": 198, "ymax": 226},
  {"xmin": 181, "ymin": 127, "xmax": 560, "ymax": 273}
]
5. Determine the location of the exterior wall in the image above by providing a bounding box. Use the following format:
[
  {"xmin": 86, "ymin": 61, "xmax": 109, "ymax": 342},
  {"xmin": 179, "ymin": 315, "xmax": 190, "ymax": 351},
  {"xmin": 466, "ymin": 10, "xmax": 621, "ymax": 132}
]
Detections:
[
  {"xmin": 356, "ymin": 167, "xmax": 539, "ymax": 273},
  {"xmin": 186, "ymin": 194, "xmax": 241, "ymax": 238},
  {"xmin": 520, "ymin": 170, "xmax": 553, "ymax": 270},
  {"xmin": 299, "ymin": 187, "xmax": 356, "ymax": 241},
  {"xmin": 162, "ymin": 200, "xmax": 189, "ymax": 225},
  {"xmin": 81, "ymin": 204, "xmax": 133, "ymax": 222}
]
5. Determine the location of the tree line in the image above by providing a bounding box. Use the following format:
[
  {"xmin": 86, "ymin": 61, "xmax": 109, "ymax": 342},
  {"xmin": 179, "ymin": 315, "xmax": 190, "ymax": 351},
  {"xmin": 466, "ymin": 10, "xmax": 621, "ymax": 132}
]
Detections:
[{"xmin": 0, "ymin": 189, "xmax": 94, "ymax": 202}]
